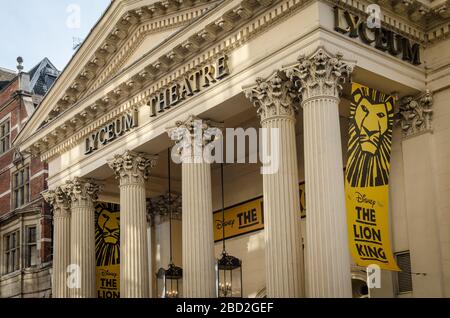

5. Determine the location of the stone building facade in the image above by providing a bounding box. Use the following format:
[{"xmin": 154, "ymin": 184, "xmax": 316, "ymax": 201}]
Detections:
[{"xmin": 13, "ymin": 0, "xmax": 450, "ymax": 298}]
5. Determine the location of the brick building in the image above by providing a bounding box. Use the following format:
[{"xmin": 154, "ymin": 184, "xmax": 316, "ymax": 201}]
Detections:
[{"xmin": 0, "ymin": 58, "xmax": 59, "ymax": 297}]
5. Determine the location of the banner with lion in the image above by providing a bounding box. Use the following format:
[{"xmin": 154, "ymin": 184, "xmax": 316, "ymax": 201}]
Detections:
[
  {"xmin": 345, "ymin": 83, "xmax": 400, "ymax": 271},
  {"xmin": 95, "ymin": 202, "xmax": 121, "ymax": 298}
]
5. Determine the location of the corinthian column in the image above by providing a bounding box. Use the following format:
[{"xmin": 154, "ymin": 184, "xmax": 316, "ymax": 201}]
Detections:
[
  {"xmin": 245, "ymin": 73, "xmax": 305, "ymax": 298},
  {"xmin": 43, "ymin": 187, "xmax": 71, "ymax": 298},
  {"xmin": 167, "ymin": 115, "xmax": 219, "ymax": 298},
  {"xmin": 65, "ymin": 178, "xmax": 100, "ymax": 298},
  {"xmin": 108, "ymin": 151, "xmax": 157, "ymax": 298},
  {"xmin": 285, "ymin": 48, "xmax": 354, "ymax": 298}
]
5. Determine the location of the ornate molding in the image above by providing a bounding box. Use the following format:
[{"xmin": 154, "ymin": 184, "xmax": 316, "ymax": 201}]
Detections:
[
  {"xmin": 64, "ymin": 177, "xmax": 100, "ymax": 206},
  {"xmin": 167, "ymin": 115, "xmax": 222, "ymax": 160},
  {"xmin": 43, "ymin": 1, "xmax": 220, "ymax": 123},
  {"xmin": 85, "ymin": 8, "xmax": 212, "ymax": 96},
  {"xmin": 29, "ymin": 0, "xmax": 290, "ymax": 161},
  {"xmin": 244, "ymin": 72, "xmax": 298, "ymax": 122},
  {"xmin": 398, "ymin": 89, "xmax": 433, "ymax": 138},
  {"xmin": 285, "ymin": 48, "xmax": 354, "ymax": 103},
  {"xmin": 29, "ymin": 0, "xmax": 446, "ymax": 161},
  {"xmin": 108, "ymin": 150, "xmax": 158, "ymax": 185},
  {"xmin": 42, "ymin": 187, "xmax": 71, "ymax": 217},
  {"xmin": 147, "ymin": 192, "xmax": 182, "ymax": 225}
]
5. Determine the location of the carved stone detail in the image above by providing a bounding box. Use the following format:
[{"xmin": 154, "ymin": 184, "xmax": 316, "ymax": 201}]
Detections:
[
  {"xmin": 244, "ymin": 72, "xmax": 298, "ymax": 122},
  {"xmin": 398, "ymin": 90, "xmax": 433, "ymax": 137},
  {"xmin": 147, "ymin": 192, "xmax": 182, "ymax": 224},
  {"xmin": 42, "ymin": 187, "xmax": 71, "ymax": 217},
  {"xmin": 285, "ymin": 48, "xmax": 354, "ymax": 103},
  {"xmin": 64, "ymin": 177, "xmax": 100, "ymax": 205},
  {"xmin": 108, "ymin": 150, "xmax": 158, "ymax": 185},
  {"xmin": 167, "ymin": 115, "xmax": 222, "ymax": 159}
]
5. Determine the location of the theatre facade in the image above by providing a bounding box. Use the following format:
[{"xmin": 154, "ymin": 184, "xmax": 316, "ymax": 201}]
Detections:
[{"xmin": 14, "ymin": 0, "xmax": 450, "ymax": 298}]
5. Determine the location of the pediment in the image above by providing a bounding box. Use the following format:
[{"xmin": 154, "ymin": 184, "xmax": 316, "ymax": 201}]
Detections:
[
  {"xmin": 16, "ymin": 0, "xmax": 220, "ymax": 145},
  {"xmin": 60, "ymin": 0, "xmax": 220, "ymax": 105},
  {"xmin": 81, "ymin": 24, "xmax": 185, "ymax": 99}
]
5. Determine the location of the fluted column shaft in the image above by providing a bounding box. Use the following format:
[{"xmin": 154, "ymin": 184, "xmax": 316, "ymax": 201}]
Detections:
[
  {"xmin": 303, "ymin": 96, "xmax": 351, "ymax": 297},
  {"xmin": 108, "ymin": 151, "xmax": 157, "ymax": 298},
  {"xmin": 70, "ymin": 198, "xmax": 96, "ymax": 298},
  {"xmin": 43, "ymin": 188, "xmax": 71, "ymax": 298},
  {"xmin": 53, "ymin": 208, "xmax": 71, "ymax": 298},
  {"xmin": 245, "ymin": 73, "xmax": 305, "ymax": 298},
  {"xmin": 182, "ymin": 158, "xmax": 216, "ymax": 298},
  {"xmin": 261, "ymin": 116, "xmax": 305, "ymax": 298},
  {"xmin": 285, "ymin": 48, "xmax": 354, "ymax": 297},
  {"xmin": 65, "ymin": 178, "xmax": 99, "ymax": 298},
  {"xmin": 167, "ymin": 115, "xmax": 219, "ymax": 298},
  {"xmin": 120, "ymin": 182, "xmax": 149, "ymax": 298}
]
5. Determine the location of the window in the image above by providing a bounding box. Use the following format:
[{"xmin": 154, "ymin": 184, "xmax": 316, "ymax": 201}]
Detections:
[
  {"xmin": 0, "ymin": 119, "xmax": 10, "ymax": 155},
  {"xmin": 13, "ymin": 167, "xmax": 30, "ymax": 209},
  {"xmin": 4, "ymin": 231, "xmax": 20, "ymax": 274},
  {"xmin": 25, "ymin": 226, "xmax": 37, "ymax": 267},
  {"xmin": 396, "ymin": 251, "xmax": 413, "ymax": 294}
]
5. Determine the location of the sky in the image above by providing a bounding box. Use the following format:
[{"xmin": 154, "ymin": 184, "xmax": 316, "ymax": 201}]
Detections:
[{"xmin": 0, "ymin": 0, "xmax": 111, "ymax": 72}]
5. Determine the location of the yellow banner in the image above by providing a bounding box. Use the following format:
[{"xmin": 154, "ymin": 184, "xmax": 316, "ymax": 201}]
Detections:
[
  {"xmin": 213, "ymin": 198, "xmax": 264, "ymax": 242},
  {"xmin": 345, "ymin": 83, "xmax": 400, "ymax": 271},
  {"xmin": 95, "ymin": 202, "xmax": 121, "ymax": 298}
]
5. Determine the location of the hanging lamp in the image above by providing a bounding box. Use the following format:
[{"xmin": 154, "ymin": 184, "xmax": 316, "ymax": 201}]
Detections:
[
  {"xmin": 217, "ymin": 163, "xmax": 242, "ymax": 298},
  {"xmin": 157, "ymin": 148, "xmax": 183, "ymax": 298}
]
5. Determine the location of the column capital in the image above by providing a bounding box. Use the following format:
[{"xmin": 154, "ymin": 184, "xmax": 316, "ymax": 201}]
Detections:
[
  {"xmin": 147, "ymin": 192, "xmax": 182, "ymax": 225},
  {"xmin": 42, "ymin": 187, "xmax": 70, "ymax": 217},
  {"xmin": 167, "ymin": 115, "xmax": 222, "ymax": 144},
  {"xmin": 398, "ymin": 90, "xmax": 433, "ymax": 138},
  {"xmin": 64, "ymin": 177, "xmax": 100, "ymax": 205},
  {"xmin": 108, "ymin": 150, "xmax": 158, "ymax": 185},
  {"xmin": 244, "ymin": 72, "xmax": 298, "ymax": 122},
  {"xmin": 167, "ymin": 115, "xmax": 222, "ymax": 162},
  {"xmin": 285, "ymin": 47, "xmax": 354, "ymax": 103}
]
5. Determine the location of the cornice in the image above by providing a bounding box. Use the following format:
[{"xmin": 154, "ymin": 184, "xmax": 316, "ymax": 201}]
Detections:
[
  {"xmin": 19, "ymin": 0, "xmax": 449, "ymax": 161},
  {"xmin": 84, "ymin": 4, "xmax": 214, "ymax": 97},
  {"xmin": 14, "ymin": 0, "xmax": 221, "ymax": 147},
  {"xmin": 32, "ymin": 0, "xmax": 304, "ymax": 161},
  {"xmin": 49, "ymin": 1, "xmax": 220, "ymax": 122}
]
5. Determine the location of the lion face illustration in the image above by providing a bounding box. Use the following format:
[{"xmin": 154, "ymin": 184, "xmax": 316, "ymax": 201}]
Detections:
[
  {"xmin": 95, "ymin": 203, "xmax": 120, "ymax": 266},
  {"xmin": 354, "ymin": 100, "xmax": 389, "ymax": 155},
  {"xmin": 98, "ymin": 210, "xmax": 120, "ymax": 244},
  {"xmin": 346, "ymin": 85, "xmax": 394, "ymax": 188}
]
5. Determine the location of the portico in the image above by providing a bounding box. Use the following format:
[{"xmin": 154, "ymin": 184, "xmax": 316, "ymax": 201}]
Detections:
[{"xmin": 14, "ymin": 0, "xmax": 450, "ymax": 299}]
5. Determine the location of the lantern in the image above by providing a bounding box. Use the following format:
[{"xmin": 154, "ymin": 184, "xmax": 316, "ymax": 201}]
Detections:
[
  {"xmin": 217, "ymin": 163, "xmax": 243, "ymax": 298},
  {"xmin": 156, "ymin": 148, "xmax": 183, "ymax": 298},
  {"xmin": 218, "ymin": 252, "xmax": 242, "ymax": 298},
  {"xmin": 165, "ymin": 263, "xmax": 183, "ymax": 298}
]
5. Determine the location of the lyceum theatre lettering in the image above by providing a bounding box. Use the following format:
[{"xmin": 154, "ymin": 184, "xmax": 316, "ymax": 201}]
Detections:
[
  {"xmin": 148, "ymin": 55, "xmax": 230, "ymax": 117},
  {"xmin": 334, "ymin": 7, "xmax": 421, "ymax": 65},
  {"xmin": 85, "ymin": 110, "xmax": 138, "ymax": 155}
]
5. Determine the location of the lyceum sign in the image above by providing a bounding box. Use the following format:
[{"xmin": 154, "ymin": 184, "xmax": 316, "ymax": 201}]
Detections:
[
  {"xmin": 334, "ymin": 7, "xmax": 421, "ymax": 65},
  {"xmin": 85, "ymin": 110, "xmax": 138, "ymax": 155}
]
